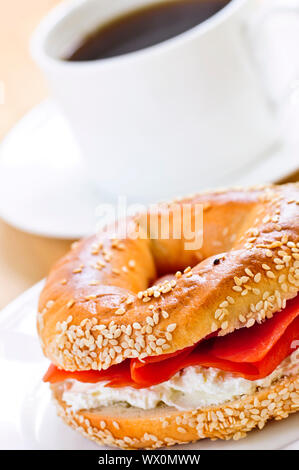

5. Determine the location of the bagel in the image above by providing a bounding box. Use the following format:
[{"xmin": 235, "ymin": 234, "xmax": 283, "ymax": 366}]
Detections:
[{"xmin": 38, "ymin": 184, "xmax": 299, "ymax": 449}]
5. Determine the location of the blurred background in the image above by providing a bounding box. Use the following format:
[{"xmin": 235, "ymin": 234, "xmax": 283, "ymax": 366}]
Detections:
[
  {"xmin": 0, "ymin": 0, "xmax": 299, "ymax": 309},
  {"xmin": 0, "ymin": 1, "xmax": 71, "ymax": 308}
]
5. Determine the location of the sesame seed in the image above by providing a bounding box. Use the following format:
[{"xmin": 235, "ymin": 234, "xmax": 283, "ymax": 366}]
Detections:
[
  {"xmin": 254, "ymin": 273, "xmax": 261, "ymax": 283},
  {"xmin": 232, "ymin": 286, "xmax": 242, "ymax": 292},
  {"xmin": 115, "ymin": 307, "xmax": 126, "ymax": 315},
  {"xmin": 72, "ymin": 267, "xmax": 82, "ymax": 274},
  {"xmin": 262, "ymin": 264, "xmax": 270, "ymax": 270},
  {"xmin": 245, "ymin": 268, "xmax": 254, "ymax": 277},
  {"xmin": 167, "ymin": 323, "xmax": 177, "ymax": 332},
  {"xmin": 246, "ymin": 318, "xmax": 255, "ymax": 328},
  {"xmin": 85, "ymin": 294, "xmax": 98, "ymax": 300},
  {"xmin": 215, "ymin": 309, "xmax": 222, "ymax": 319},
  {"xmin": 128, "ymin": 260, "xmax": 136, "ymax": 269},
  {"xmin": 146, "ymin": 316, "xmax": 154, "ymax": 326},
  {"xmin": 177, "ymin": 427, "xmax": 187, "ymax": 433}
]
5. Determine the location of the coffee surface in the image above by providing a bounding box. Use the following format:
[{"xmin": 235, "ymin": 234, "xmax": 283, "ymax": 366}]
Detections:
[{"xmin": 67, "ymin": 0, "xmax": 230, "ymax": 61}]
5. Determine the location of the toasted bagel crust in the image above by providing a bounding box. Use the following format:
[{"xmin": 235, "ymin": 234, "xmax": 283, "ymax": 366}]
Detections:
[
  {"xmin": 52, "ymin": 374, "xmax": 299, "ymax": 449},
  {"xmin": 38, "ymin": 184, "xmax": 299, "ymax": 372}
]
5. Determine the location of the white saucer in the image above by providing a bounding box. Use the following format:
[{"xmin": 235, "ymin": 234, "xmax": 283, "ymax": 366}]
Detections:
[
  {"xmin": 0, "ymin": 100, "xmax": 106, "ymax": 239},
  {"xmin": 0, "ymin": 99, "xmax": 298, "ymax": 239},
  {"xmin": 0, "ymin": 282, "xmax": 298, "ymax": 450}
]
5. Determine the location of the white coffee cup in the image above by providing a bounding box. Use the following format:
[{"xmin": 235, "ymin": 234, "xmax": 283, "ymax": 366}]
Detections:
[{"xmin": 31, "ymin": 0, "xmax": 280, "ymax": 203}]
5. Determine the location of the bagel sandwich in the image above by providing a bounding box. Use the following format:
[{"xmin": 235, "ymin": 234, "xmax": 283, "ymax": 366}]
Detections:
[{"xmin": 38, "ymin": 184, "xmax": 299, "ymax": 449}]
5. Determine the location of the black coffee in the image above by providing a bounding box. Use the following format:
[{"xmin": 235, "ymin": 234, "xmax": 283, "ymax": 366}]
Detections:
[{"xmin": 66, "ymin": 0, "xmax": 230, "ymax": 61}]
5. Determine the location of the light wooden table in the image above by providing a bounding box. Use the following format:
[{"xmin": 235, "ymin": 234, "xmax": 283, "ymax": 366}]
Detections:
[{"xmin": 0, "ymin": 0, "xmax": 71, "ymax": 309}]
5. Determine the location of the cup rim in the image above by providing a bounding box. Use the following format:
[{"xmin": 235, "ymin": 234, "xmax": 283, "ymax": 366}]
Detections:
[{"xmin": 31, "ymin": 0, "xmax": 247, "ymax": 72}]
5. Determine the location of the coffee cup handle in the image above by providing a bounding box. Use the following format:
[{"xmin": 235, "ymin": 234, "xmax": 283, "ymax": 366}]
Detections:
[{"xmin": 243, "ymin": 1, "xmax": 299, "ymax": 110}]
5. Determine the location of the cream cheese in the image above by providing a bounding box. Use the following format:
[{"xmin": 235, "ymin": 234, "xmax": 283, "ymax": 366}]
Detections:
[{"xmin": 63, "ymin": 348, "xmax": 299, "ymax": 412}]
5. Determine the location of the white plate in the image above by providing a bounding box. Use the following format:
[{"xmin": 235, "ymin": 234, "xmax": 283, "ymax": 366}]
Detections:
[
  {"xmin": 0, "ymin": 100, "xmax": 112, "ymax": 239},
  {"xmin": 0, "ymin": 282, "xmax": 298, "ymax": 450}
]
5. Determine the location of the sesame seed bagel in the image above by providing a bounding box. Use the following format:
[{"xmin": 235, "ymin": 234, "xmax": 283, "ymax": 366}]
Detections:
[
  {"xmin": 38, "ymin": 184, "xmax": 299, "ymax": 372},
  {"xmin": 51, "ymin": 374, "xmax": 299, "ymax": 449}
]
